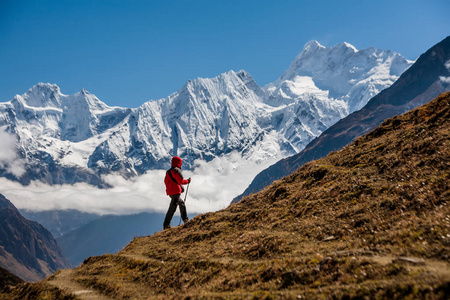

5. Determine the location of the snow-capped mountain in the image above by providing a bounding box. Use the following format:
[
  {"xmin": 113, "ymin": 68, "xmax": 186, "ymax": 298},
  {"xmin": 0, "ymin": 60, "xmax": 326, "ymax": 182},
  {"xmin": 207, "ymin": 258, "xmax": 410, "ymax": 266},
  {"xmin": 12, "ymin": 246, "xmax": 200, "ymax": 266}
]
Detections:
[
  {"xmin": 271, "ymin": 41, "xmax": 412, "ymax": 111},
  {"xmin": 0, "ymin": 41, "xmax": 413, "ymax": 185},
  {"xmin": 6, "ymin": 84, "xmax": 130, "ymax": 142},
  {"xmin": 264, "ymin": 41, "xmax": 412, "ymax": 151},
  {"xmin": 88, "ymin": 70, "xmax": 274, "ymax": 176}
]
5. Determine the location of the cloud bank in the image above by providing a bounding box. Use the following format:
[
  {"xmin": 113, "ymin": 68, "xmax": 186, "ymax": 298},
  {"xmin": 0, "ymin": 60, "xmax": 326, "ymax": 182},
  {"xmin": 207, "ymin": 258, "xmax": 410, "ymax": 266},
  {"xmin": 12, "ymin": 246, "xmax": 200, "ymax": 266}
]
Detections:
[
  {"xmin": 0, "ymin": 151, "xmax": 276, "ymax": 215},
  {"xmin": 0, "ymin": 127, "xmax": 26, "ymax": 177}
]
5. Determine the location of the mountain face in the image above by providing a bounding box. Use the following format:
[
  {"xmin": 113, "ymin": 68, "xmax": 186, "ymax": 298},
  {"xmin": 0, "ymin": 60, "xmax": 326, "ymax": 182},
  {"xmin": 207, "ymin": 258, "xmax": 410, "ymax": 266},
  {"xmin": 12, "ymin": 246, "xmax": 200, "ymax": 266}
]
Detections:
[
  {"xmin": 88, "ymin": 70, "xmax": 271, "ymax": 175},
  {"xmin": 14, "ymin": 92, "xmax": 449, "ymax": 299},
  {"xmin": 234, "ymin": 36, "xmax": 450, "ymax": 203},
  {"xmin": 0, "ymin": 194, "xmax": 70, "ymax": 281},
  {"xmin": 19, "ymin": 209, "xmax": 101, "ymax": 238},
  {"xmin": 0, "ymin": 41, "xmax": 412, "ymax": 186}
]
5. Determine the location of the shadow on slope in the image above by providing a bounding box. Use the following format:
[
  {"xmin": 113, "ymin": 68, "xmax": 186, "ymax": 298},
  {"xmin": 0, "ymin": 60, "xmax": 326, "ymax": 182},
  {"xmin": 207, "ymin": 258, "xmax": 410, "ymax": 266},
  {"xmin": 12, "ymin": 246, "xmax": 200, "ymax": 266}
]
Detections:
[{"xmin": 0, "ymin": 195, "xmax": 70, "ymax": 282}]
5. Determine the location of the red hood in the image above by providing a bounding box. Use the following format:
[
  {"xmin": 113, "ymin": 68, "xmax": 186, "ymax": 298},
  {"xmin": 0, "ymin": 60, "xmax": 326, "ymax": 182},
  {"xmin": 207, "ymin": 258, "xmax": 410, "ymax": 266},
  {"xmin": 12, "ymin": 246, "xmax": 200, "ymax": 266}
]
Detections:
[{"xmin": 171, "ymin": 156, "xmax": 182, "ymax": 168}]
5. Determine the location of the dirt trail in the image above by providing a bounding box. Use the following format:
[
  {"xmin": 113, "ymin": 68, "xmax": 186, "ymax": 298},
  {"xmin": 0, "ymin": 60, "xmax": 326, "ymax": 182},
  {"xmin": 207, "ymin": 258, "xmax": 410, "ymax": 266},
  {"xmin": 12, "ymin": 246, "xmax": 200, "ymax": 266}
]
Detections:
[
  {"xmin": 45, "ymin": 252, "xmax": 449, "ymax": 299},
  {"xmin": 122, "ymin": 250, "xmax": 450, "ymax": 279},
  {"xmin": 46, "ymin": 269, "xmax": 111, "ymax": 300}
]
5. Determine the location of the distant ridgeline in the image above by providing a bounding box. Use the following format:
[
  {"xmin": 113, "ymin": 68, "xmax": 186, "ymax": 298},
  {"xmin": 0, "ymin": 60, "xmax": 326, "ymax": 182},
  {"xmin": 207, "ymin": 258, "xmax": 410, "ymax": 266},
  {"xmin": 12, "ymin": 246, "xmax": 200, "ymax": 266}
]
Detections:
[{"xmin": 0, "ymin": 41, "xmax": 413, "ymax": 186}]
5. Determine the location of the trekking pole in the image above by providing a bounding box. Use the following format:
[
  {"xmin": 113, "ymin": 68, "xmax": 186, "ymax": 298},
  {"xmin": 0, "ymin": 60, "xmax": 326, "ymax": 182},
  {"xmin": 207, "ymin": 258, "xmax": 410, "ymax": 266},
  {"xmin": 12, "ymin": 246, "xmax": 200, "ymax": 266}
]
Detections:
[
  {"xmin": 184, "ymin": 182, "xmax": 190, "ymax": 202},
  {"xmin": 179, "ymin": 182, "xmax": 190, "ymax": 226}
]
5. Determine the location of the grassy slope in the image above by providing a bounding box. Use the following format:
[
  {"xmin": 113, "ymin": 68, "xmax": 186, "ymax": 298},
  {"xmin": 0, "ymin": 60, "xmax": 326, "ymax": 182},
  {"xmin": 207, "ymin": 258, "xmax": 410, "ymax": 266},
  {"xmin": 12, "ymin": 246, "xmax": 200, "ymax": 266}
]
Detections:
[
  {"xmin": 0, "ymin": 266, "xmax": 23, "ymax": 289},
  {"xmin": 4, "ymin": 92, "xmax": 450, "ymax": 299}
]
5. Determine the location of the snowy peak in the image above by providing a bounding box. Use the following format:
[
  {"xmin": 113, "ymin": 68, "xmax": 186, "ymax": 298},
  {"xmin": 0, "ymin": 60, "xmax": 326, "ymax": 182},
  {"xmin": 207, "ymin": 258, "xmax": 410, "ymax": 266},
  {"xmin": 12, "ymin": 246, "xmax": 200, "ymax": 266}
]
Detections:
[
  {"xmin": 176, "ymin": 70, "xmax": 263, "ymax": 108},
  {"xmin": 331, "ymin": 41, "xmax": 358, "ymax": 54},
  {"xmin": 14, "ymin": 83, "xmax": 114, "ymax": 114},
  {"xmin": 281, "ymin": 41, "xmax": 389, "ymax": 82},
  {"xmin": 292, "ymin": 41, "xmax": 358, "ymax": 63},
  {"xmin": 301, "ymin": 40, "xmax": 326, "ymax": 53},
  {"xmin": 187, "ymin": 70, "xmax": 259, "ymax": 93},
  {"xmin": 4, "ymin": 84, "xmax": 131, "ymax": 144},
  {"xmin": 273, "ymin": 41, "xmax": 413, "ymax": 112},
  {"xmin": 22, "ymin": 83, "xmax": 62, "ymax": 108},
  {"xmin": 69, "ymin": 88, "xmax": 114, "ymax": 114}
]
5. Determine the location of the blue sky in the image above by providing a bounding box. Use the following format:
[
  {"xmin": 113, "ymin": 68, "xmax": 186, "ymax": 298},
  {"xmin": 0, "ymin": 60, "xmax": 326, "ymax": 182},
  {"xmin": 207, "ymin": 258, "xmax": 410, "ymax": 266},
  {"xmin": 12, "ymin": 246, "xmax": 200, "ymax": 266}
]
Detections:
[{"xmin": 0, "ymin": 0, "xmax": 449, "ymax": 108}]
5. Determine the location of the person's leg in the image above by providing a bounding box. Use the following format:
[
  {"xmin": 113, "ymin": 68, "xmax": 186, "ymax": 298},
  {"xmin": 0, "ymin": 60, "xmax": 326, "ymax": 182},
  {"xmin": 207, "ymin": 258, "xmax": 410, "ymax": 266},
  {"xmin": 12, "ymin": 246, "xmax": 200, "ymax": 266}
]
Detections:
[
  {"xmin": 163, "ymin": 195, "xmax": 179, "ymax": 229},
  {"xmin": 177, "ymin": 197, "xmax": 188, "ymax": 223}
]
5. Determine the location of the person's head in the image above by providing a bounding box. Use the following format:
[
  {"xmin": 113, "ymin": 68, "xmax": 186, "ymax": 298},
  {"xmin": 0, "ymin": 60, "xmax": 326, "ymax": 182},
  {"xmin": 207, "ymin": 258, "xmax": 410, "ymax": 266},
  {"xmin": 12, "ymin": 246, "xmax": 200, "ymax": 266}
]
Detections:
[{"xmin": 171, "ymin": 156, "xmax": 182, "ymax": 168}]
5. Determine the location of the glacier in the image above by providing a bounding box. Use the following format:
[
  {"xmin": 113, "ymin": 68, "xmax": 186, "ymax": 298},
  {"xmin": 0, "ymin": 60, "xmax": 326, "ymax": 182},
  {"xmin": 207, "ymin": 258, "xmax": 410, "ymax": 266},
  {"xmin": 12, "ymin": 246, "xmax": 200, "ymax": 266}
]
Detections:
[{"xmin": 0, "ymin": 41, "xmax": 413, "ymax": 186}]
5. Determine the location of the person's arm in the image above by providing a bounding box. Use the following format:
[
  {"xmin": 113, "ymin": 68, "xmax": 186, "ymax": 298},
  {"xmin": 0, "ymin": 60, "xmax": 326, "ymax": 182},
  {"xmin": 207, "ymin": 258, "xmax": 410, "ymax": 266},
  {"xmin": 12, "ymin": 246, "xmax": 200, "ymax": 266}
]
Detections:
[{"xmin": 173, "ymin": 168, "xmax": 190, "ymax": 185}]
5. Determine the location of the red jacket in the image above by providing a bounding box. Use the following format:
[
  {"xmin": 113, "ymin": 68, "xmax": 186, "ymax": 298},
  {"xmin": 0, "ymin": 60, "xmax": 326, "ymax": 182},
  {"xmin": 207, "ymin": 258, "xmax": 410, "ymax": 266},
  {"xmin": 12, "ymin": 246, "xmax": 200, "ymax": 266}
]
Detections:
[{"xmin": 164, "ymin": 156, "xmax": 190, "ymax": 195}]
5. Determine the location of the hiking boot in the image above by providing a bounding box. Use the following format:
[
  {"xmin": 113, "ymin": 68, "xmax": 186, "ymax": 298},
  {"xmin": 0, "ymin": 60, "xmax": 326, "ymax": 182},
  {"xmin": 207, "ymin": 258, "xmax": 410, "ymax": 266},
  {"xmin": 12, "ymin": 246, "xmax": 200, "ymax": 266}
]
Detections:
[
  {"xmin": 163, "ymin": 225, "xmax": 171, "ymax": 230},
  {"xmin": 183, "ymin": 218, "xmax": 189, "ymax": 223}
]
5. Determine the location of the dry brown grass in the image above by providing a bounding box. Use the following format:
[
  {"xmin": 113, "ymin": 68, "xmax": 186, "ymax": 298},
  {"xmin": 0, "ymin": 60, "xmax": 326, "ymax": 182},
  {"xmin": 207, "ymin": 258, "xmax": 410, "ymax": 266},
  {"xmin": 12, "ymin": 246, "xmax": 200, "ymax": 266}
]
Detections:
[{"xmin": 0, "ymin": 281, "xmax": 76, "ymax": 300}]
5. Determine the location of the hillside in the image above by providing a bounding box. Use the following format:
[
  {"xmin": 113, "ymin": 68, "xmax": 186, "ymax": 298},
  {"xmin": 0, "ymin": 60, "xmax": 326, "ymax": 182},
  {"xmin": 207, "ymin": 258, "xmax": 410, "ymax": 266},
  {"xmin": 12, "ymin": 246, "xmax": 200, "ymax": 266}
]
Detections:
[
  {"xmin": 0, "ymin": 194, "xmax": 71, "ymax": 282},
  {"xmin": 0, "ymin": 266, "xmax": 23, "ymax": 289},
  {"xmin": 4, "ymin": 92, "xmax": 450, "ymax": 298}
]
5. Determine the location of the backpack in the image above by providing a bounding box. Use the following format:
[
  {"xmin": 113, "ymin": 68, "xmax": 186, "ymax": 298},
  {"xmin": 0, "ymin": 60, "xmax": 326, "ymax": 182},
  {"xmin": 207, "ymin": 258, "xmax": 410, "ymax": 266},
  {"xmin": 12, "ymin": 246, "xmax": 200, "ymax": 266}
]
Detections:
[{"xmin": 167, "ymin": 168, "xmax": 185, "ymax": 193}]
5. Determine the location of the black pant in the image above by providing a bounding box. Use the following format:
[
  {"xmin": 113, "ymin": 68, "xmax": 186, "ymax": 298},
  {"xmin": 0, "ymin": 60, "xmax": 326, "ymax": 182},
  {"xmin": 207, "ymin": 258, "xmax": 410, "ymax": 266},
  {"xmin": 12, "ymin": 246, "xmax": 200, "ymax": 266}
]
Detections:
[{"xmin": 163, "ymin": 194, "xmax": 188, "ymax": 228}]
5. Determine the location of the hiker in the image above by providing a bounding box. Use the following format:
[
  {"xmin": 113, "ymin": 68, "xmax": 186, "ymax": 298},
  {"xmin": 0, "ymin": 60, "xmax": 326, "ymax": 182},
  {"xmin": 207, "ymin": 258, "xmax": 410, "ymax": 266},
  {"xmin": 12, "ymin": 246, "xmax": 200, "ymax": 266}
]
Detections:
[{"xmin": 163, "ymin": 156, "xmax": 191, "ymax": 229}]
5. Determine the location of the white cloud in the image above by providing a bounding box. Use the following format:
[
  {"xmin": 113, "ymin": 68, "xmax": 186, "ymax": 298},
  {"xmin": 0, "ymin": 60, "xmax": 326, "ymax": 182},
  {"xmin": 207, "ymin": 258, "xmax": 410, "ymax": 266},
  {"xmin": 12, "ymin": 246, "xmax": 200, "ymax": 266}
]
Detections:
[
  {"xmin": 0, "ymin": 127, "xmax": 26, "ymax": 177},
  {"xmin": 0, "ymin": 151, "xmax": 277, "ymax": 215},
  {"xmin": 438, "ymin": 60, "xmax": 450, "ymax": 84},
  {"xmin": 440, "ymin": 76, "xmax": 450, "ymax": 84}
]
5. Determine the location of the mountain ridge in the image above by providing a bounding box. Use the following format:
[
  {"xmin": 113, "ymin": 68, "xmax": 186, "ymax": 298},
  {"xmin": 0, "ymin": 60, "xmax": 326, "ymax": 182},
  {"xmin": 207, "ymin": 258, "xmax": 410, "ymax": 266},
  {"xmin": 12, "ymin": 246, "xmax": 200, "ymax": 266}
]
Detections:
[{"xmin": 0, "ymin": 41, "xmax": 412, "ymax": 187}]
